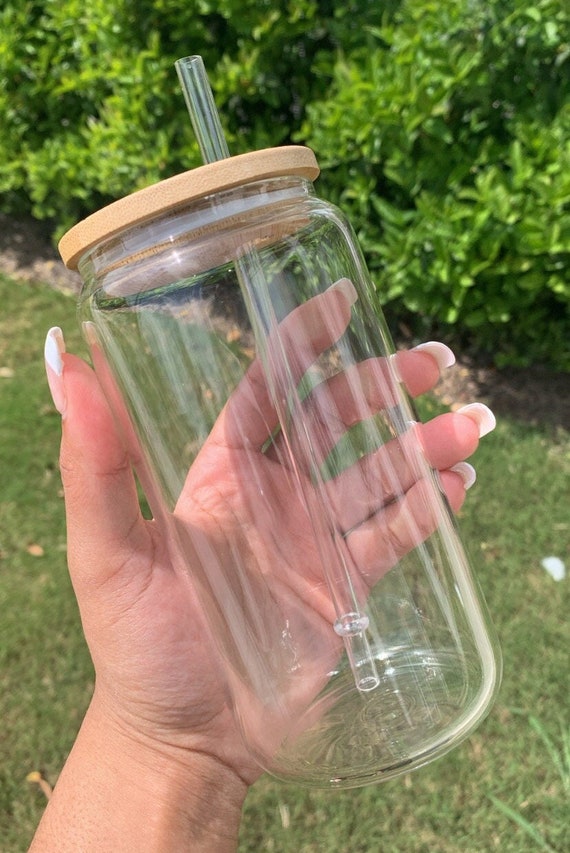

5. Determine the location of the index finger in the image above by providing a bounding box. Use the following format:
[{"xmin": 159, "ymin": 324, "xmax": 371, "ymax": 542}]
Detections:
[{"xmin": 213, "ymin": 278, "xmax": 358, "ymax": 450}]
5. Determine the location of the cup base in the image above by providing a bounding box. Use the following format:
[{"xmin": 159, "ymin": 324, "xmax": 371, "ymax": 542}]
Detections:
[{"xmin": 262, "ymin": 647, "xmax": 491, "ymax": 788}]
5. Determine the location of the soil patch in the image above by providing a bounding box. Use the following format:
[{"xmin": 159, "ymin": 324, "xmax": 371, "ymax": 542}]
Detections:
[
  {"xmin": 435, "ymin": 358, "xmax": 570, "ymax": 431},
  {"xmin": 0, "ymin": 213, "xmax": 81, "ymax": 295}
]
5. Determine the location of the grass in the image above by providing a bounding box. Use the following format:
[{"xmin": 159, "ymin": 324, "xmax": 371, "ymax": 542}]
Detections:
[{"xmin": 1, "ymin": 274, "xmax": 569, "ymax": 852}]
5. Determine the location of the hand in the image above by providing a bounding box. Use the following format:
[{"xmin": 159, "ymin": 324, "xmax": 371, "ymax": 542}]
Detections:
[{"xmin": 37, "ymin": 286, "xmax": 494, "ymax": 850}]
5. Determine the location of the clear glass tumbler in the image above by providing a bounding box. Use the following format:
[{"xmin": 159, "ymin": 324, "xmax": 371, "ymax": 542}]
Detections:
[{"xmin": 59, "ymin": 145, "xmax": 501, "ymax": 788}]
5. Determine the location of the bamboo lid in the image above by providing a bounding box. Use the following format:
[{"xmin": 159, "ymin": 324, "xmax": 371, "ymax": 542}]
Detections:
[{"xmin": 58, "ymin": 146, "xmax": 319, "ymax": 270}]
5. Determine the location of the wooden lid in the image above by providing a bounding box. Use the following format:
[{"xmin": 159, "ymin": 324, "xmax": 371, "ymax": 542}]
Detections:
[{"xmin": 58, "ymin": 146, "xmax": 319, "ymax": 270}]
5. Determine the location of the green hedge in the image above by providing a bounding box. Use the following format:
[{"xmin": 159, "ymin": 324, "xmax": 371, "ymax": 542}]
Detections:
[
  {"xmin": 0, "ymin": 0, "xmax": 354, "ymax": 223},
  {"xmin": 1, "ymin": 0, "xmax": 568, "ymax": 368},
  {"xmin": 301, "ymin": 0, "xmax": 570, "ymax": 368}
]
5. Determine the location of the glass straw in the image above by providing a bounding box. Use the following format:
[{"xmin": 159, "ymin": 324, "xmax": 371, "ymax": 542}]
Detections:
[
  {"xmin": 174, "ymin": 53, "xmax": 379, "ymax": 692},
  {"xmin": 175, "ymin": 55, "xmax": 230, "ymax": 164}
]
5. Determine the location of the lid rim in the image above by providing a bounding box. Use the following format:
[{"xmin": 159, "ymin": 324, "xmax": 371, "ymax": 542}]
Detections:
[{"xmin": 58, "ymin": 146, "xmax": 319, "ymax": 270}]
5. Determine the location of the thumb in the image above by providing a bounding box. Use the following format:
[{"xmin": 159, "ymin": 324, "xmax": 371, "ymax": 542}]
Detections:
[{"xmin": 44, "ymin": 327, "xmax": 151, "ymax": 593}]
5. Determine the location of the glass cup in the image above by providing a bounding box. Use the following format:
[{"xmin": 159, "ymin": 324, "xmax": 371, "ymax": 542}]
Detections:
[{"xmin": 59, "ymin": 146, "xmax": 501, "ymax": 788}]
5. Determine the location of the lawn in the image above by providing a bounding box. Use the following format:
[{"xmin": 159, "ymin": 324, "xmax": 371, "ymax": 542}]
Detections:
[{"xmin": 1, "ymin": 275, "xmax": 568, "ymax": 852}]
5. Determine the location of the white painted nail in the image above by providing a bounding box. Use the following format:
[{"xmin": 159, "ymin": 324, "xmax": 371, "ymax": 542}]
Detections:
[
  {"xmin": 44, "ymin": 327, "xmax": 67, "ymax": 416},
  {"xmin": 412, "ymin": 341, "xmax": 456, "ymax": 370},
  {"xmin": 329, "ymin": 278, "xmax": 358, "ymax": 306},
  {"xmin": 457, "ymin": 402, "xmax": 496, "ymax": 437},
  {"xmin": 449, "ymin": 461, "xmax": 477, "ymax": 490}
]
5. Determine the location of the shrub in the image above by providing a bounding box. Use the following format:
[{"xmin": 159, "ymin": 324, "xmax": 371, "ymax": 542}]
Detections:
[
  {"xmin": 0, "ymin": 0, "xmax": 568, "ymax": 368},
  {"xmin": 0, "ymin": 0, "xmax": 377, "ymax": 229},
  {"xmin": 301, "ymin": 0, "xmax": 570, "ymax": 368}
]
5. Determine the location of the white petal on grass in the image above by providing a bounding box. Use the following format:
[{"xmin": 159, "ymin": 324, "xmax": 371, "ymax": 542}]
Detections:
[{"xmin": 541, "ymin": 556, "xmax": 566, "ymax": 582}]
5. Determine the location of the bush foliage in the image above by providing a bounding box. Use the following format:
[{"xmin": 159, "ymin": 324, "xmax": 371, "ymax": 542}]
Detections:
[
  {"xmin": 302, "ymin": 0, "xmax": 570, "ymax": 368},
  {"xmin": 1, "ymin": 0, "xmax": 568, "ymax": 368}
]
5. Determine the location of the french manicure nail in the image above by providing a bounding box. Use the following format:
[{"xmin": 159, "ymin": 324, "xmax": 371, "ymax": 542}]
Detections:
[
  {"xmin": 449, "ymin": 461, "xmax": 477, "ymax": 490},
  {"xmin": 412, "ymin": 341, "xmax": 456, "ymax": 370},
  {"xmin": 44, "ymin": 327, "xmax": 67, "ymax": 416},
  {"xmin": 82, "ymin": 320, "xmax": 98, "ymax": 348},
  {"xmin": 457, "ymin": 402, "xmax": 496, "ymax": 437},
  {"xmin": 329, "ymin": 278, "xmax": 358, "ymax": 306}
]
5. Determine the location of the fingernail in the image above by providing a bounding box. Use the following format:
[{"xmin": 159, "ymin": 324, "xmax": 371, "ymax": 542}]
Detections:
[
  {"xmin": 82, "ymin": 320, "xmax": 98, "ymax": 348},
  {"xmin": 412, "ymin": 341, "xmax": 456, "ymax": 370},
  {"xmin": 449, "ymin": 461, "xmax": 477, "ymax": 490},
  {"xmin": 457, "ymin": 402, "xmax": 496, "ymax": 437},
  {"xmin": 329, "ymin": 278, "xmax": 358, "ymax": 306},
  {"xmin": 44, "ymin": 327, "xmax": 67, "ymax": 416}
]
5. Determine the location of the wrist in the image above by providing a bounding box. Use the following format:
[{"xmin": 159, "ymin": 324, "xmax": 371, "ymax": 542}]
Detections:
[
  {"xmin": 30, "ymin": 695, "xmax": 248, "ymax": 852},
  {"xmin": 86, "ymin": 696, "xmax": 249, "ymax": 850}
]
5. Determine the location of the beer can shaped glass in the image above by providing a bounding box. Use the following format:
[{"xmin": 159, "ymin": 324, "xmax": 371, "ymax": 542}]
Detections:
[{"xmin": 59, "ymin": 143, "xmax": 501, "ymax": 789}]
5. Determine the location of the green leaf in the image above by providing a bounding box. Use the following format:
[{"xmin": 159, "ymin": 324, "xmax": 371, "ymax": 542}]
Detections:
[{"xmin": 488, "ymin": 796, "xmax": 557, "ymax": 852}]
